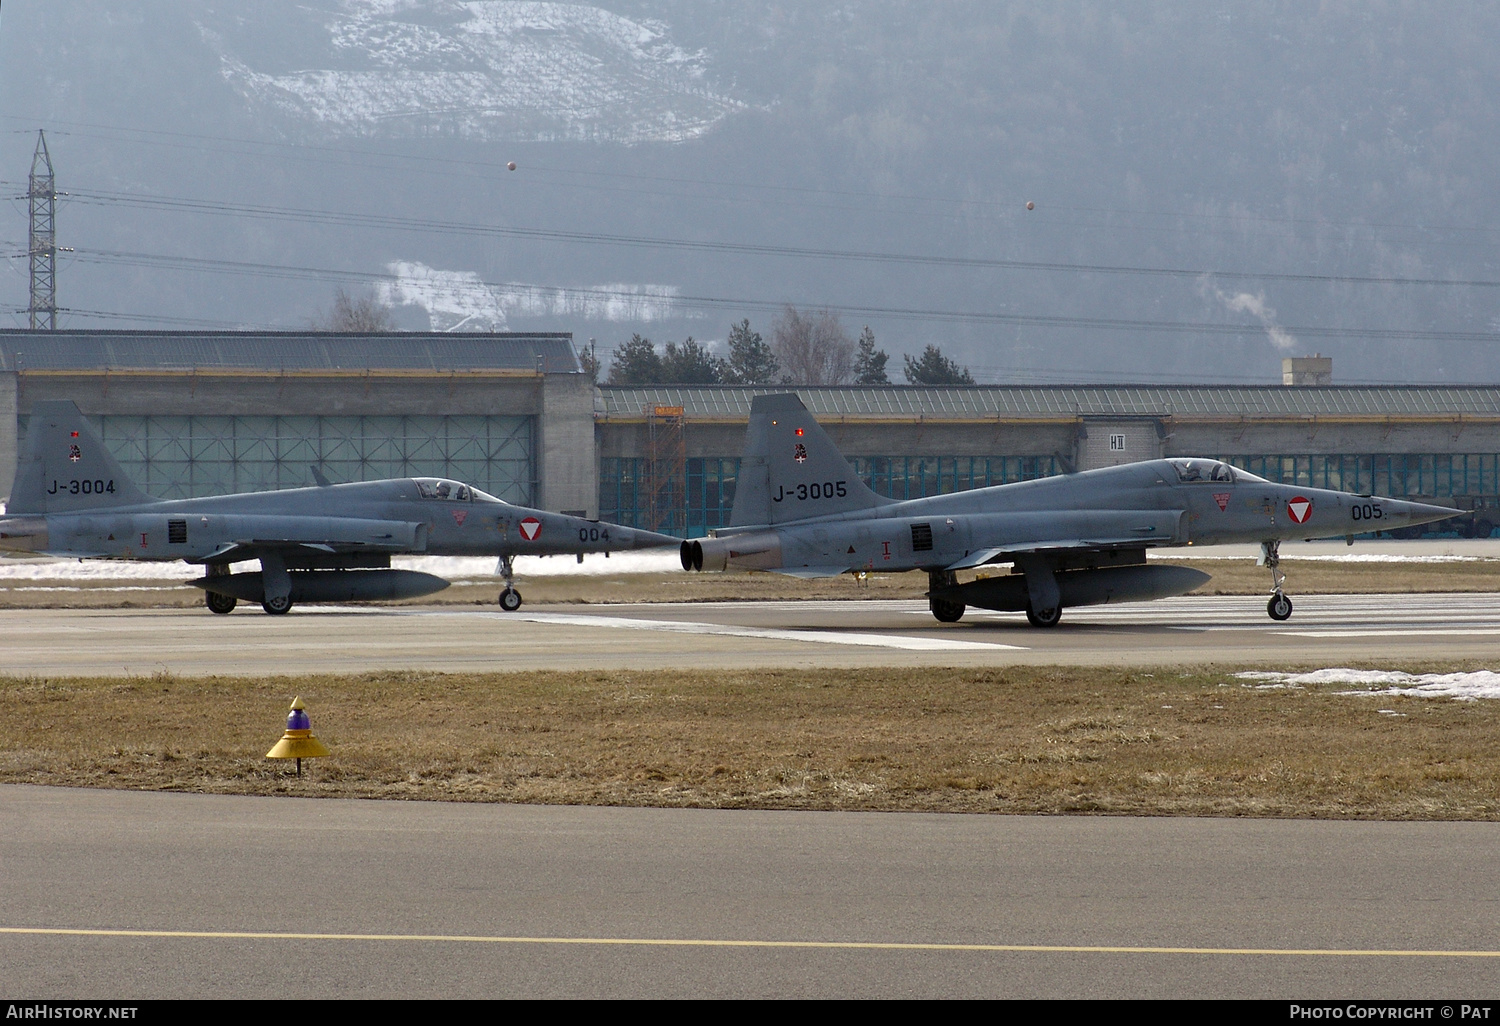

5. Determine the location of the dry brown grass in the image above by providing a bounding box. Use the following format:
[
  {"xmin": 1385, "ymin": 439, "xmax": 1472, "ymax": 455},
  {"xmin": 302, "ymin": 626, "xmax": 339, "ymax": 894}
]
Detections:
[
  {"xmin": 3, "ymin": 558, "xmax": 1500, "ymax": 610},
  {"xmin": 4, "ymin": 665, "xmax": 1498, "ymax": 819}
]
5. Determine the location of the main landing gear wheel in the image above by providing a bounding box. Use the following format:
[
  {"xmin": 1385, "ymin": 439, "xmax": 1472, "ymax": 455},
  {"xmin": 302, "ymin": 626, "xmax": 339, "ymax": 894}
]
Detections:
[
  {"xmin": 499, "ymin": 587, "xmax": 523, "ymax": 612},
  {"xmin": 1267, "ymin": 591, "xmax": 1293, "ymax": 621},
  {"xmin": 930, "ymin": 597, "xmax": 965, "ymax": 623},
  {"xmin": 205, "ymin": 591, "xmax": 237, "ymax": 615},
  {"xmin": 1026, "ymin": 605, "xmax": 1062, "ymax": 628},
  {"xmin": 261, "ymin": 594, "xmax": 293, "ymax": 615}
]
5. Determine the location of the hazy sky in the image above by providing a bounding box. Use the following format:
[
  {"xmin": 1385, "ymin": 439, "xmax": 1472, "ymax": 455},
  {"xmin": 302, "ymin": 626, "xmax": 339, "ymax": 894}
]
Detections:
[{"xmin": 3, "ymin": 2, "xmax": 1498, "ymax": 385}]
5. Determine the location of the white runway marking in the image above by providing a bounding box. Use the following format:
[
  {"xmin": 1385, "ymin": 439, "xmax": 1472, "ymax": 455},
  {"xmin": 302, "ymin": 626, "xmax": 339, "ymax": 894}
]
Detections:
[{"xmin": 412, "ymin": 609, "xmax": 1024, "ymax": 651}]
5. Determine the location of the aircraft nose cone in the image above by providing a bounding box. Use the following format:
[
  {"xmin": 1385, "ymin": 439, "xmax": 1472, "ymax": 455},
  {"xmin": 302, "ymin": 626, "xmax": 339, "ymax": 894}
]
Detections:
[{"xmin": 1384, "ymin": 498, "xmax": 1463, "ymax": 527}]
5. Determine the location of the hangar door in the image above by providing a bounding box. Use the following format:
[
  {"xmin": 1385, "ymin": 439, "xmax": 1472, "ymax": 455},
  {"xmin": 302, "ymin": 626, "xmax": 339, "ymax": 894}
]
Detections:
[{"xmin": 81, "ymin": 414, "xmax": 535, "ymax": 504}]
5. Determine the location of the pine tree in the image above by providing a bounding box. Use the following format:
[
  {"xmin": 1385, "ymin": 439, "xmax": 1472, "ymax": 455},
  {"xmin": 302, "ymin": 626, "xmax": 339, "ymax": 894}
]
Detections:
[
  {"xmin": 660, "ymin": 337, "xmax": 724, "ymax": 384},
  {"xmin": 722, "ymin": 319, "xmax": 780, "ymax": 384},
  {"xmin": 902, "ymin": 344, "xmax": 975, "ymax": 385},
  {"xmin": 606, "ymin": 334, "xmax": 663, "ymax": 384},
  {"xmin": 854, "ymin": 326, "xmax": 890, "ymax": 384},
  {"xmin": 578, "ymin": 340, "xmax": 602, "ymax": 384}
]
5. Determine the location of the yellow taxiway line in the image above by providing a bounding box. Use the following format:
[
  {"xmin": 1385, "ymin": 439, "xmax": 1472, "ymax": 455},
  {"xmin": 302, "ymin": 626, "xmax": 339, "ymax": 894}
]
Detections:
[{"xmin": 4, "ymin": 927, "xmax": 1500, "ymax": 958}]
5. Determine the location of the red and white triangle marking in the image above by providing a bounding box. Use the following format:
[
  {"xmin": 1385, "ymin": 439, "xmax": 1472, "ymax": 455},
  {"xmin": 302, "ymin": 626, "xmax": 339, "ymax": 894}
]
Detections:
[
  {"xmin": 1287, "ymin": 496, "xmax": 1313, "ymax": 524},
  {"xmin": 519, "ymin": 516, "xmax": 542, "ymax": 541}
]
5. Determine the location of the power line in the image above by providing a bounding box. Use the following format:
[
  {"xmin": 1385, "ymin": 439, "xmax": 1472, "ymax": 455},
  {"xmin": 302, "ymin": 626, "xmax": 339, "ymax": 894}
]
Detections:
[
  {"xmin": 66, "ymin": 246, "xmax": 1500, "ymax": 344},
  {"xmin": 11, "ymin": 114, "xmax": 1500, "ymax": 238},
  {"xmin": 65, "ymin": 188, "xmax": 1500, "ymax": 289}
]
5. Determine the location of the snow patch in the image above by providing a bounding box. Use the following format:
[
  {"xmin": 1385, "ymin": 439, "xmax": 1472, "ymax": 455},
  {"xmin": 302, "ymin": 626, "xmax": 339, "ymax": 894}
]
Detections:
[
  {"xmin": 209, "ymin": 1, "xmax": 748, "ymax": 144},
  {"xmin": 0, "ymin": 550, "xmax": 682, "ymax": 582},
  {"xmin": 378, "ymin": 260, "xmax": 688, "ymax": 327},
  {"xmin": 1236, "ymin": 668, "xmax": 1500, "ymax": 701}
]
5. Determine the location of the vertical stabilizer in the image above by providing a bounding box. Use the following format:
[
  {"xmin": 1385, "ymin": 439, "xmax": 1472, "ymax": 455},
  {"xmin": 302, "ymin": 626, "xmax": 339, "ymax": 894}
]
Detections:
[
  {"xmin": 729, "ymin": 393, "xmax": 892, "ymax": 527},
  {"xmin": 8, "ymin": 401, "xmax": 153, "ymax": 513}
]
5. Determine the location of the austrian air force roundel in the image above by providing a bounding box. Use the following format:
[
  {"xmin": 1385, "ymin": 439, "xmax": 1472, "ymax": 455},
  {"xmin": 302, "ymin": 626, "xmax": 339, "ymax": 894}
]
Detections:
[
  {"xmin": 1287, "ymin": 496, "xmax": 1313, "ymax": 524},
  {"xmin": 519, "ymin": 516, "xmax": 542, "ymax": 541}
]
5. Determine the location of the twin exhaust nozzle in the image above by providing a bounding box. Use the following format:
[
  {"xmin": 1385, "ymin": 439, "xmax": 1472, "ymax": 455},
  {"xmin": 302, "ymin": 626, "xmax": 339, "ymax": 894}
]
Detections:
[{"xmin": 680, "ymin": 534, "xmax": 781, "ymax": 573}]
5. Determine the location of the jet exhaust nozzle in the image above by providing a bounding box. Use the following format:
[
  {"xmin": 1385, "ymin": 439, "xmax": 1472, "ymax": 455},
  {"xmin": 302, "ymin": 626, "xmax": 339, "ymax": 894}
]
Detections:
[
  {"xmin": 684, "ymin": 533, "xmax": 782, "ymax": 573},
  {"xmin": 0, "ymin": 516, "xmax": 49, "ymax": 553}
]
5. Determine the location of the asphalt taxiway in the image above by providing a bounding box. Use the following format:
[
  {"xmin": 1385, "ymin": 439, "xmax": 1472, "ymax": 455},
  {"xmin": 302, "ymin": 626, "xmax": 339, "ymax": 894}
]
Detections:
[
  {"xmin": 4, "ymin": 785, "xmax": 1499, "ymax": 999},
  {"xmin": 4, "ymin": 592, "xmax": 1499, "ymax": 676}
]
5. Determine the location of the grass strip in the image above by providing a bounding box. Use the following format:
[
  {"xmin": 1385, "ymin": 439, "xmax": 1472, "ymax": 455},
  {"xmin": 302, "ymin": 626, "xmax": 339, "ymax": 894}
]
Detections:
[{"xmin": 4, "ymin": 665, "xmax": 1499, "ymax": 819}]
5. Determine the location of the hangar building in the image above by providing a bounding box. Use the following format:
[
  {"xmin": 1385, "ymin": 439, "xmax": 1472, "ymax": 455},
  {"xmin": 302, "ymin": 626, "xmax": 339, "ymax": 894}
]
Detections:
[
  {"xmin": 4, "ymin": 331, "xmax": 1500, "ymax": 540},
  {"xmin": 0, "ymin": 330, "xmax": 596, "ymax": 516}
]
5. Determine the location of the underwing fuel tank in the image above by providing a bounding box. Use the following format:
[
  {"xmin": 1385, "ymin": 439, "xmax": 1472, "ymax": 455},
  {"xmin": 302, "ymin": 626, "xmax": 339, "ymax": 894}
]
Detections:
[
  {"xmin": 937, "ymin": 564, "xmax": 1211, "ymax": 612},
  {"xmin": 188, "ymin": 569, "xmax": 450, "ymax": 604}
]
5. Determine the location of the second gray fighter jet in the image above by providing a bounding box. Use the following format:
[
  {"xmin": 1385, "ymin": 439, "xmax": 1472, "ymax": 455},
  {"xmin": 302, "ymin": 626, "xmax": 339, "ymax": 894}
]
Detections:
[
  {"xmin": 0, "ymin": 401, "xmax": 676, "ymax": 614},
  {"xmin": 679, "ymin": 393, "xmax": 1460, "ymax": 625}
]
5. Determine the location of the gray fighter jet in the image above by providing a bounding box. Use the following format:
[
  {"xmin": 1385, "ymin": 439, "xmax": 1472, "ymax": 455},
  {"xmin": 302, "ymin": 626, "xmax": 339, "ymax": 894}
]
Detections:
[
  {"xmin": 0, "ymin": 400, "xmax": 676, "ymax": 614},
  {"xmin": 680, "ymin": 393, "xmax": 1461, "ymax": 625}
]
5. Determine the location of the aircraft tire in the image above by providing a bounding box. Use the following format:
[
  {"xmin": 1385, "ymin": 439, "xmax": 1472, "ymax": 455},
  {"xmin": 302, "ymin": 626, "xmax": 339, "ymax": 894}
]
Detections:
[
  {"xmin": 205, "ymin": 592, "xmax": 237, "ymax": 615},
  {"xmin": 261, "ymin": 595, "xmax": 293, "ymax": 616},
  {"xmin": 1025, "ymin": 605, "xmax": 1062, "ymax": 628},
  {"xmin": 499, "ymin": 588, "xmax": 523, "ymax": 612},
  {"xmin": 1267, "ymin": 592, "xmax": 1293, "ymax": 621},
  {"xmin": 930, "ymin": 597, "xmax": 965, "ymax": 623}
]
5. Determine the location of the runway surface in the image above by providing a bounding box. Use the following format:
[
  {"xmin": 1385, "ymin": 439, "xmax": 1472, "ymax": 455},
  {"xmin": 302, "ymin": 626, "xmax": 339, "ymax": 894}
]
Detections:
[
  {"xmin": 5, "ymin": 592, "xmax": 1500, "ymax": 675},
  {"xmin": 3, "ymin": 785, "xmax": 1498, "ymax": 998}
]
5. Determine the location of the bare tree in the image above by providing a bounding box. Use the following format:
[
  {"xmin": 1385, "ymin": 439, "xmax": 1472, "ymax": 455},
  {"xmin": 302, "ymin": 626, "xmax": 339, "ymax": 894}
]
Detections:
[
  {"xmin": 770, "ymin": 306, "xmax": 855, "ymax": 385},
  {"xmin": 314, "ymin": 287, "xmax": 396, "ymax": 332}
]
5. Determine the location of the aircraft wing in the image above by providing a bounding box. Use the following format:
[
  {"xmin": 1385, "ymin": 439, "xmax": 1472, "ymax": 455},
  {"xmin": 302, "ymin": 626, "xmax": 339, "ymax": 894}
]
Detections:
[
  {"xmin": 196, "ymin": 516, "xmax": 426, "ymax": 564},
  {"xmin": 943, "ymin": 510, "xmax": 1184, "ymax": 571}
]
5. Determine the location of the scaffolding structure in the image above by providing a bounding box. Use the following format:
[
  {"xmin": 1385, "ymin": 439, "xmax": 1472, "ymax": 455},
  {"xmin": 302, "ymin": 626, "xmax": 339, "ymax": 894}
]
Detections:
[
  {"xmin": 643, "ymin": 404, "xmax": 686, "ymax": 533},
  {"xmin": 28, "ymin": 131, "xmax": 57, "ymax": 330}
]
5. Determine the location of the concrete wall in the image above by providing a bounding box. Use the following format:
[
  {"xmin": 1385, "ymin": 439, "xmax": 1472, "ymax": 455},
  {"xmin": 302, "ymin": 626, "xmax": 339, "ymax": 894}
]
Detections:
[
  {"xmin": 1168, "ymin": 419, "xmax": 1500, "ymax": 457},
  {"xmin": 538, "ymin": 374, "xmax": 598, "ymax": 516},
  {"xmin": 1077, "ymin": 418, "xmax": 1163, "ymax": 470},
  {"xmin": 13, "ymin": 370, "xmax": 545, "ymax": 418},
  {"xmin": 597, "ymin": 419, "xmax": 1080, "ymax": 464},
  {"xmin": 0, "ymin": 372, "xmax": 16, "ymax": 506}
]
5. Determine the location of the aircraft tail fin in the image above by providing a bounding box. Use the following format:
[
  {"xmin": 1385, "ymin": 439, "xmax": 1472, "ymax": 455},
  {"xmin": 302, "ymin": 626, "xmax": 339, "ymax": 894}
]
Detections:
[
  {"xmin": 7, "ymin": 401, "xmax": 153, "ymax": 513},
  {"xmin": 729, "ymin": 393, "xmax": 893, "ymax": 528}
]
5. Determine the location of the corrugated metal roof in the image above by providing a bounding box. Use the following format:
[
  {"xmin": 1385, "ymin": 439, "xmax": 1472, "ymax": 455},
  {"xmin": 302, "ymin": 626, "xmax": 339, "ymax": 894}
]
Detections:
[
  {"xmin": 0, "ymin": 330, "xmax": 582, "ymax": 374},
  {"xmin": 599, "ymin": 385, "xmax": 1500, "ymax": 419}
]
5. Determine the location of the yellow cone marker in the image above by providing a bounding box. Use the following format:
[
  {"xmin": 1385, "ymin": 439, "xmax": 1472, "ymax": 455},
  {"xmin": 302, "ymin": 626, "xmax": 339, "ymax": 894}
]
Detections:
[{"xmin": 266, "ymin": 696, "xmax": 331, "ymax": 775}]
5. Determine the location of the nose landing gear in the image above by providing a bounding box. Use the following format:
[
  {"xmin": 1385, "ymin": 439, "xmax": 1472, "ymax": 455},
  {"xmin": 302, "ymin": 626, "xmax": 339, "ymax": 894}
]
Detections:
[
  {"xmin": 1261, "ymin": 540, "xmax": 1293, "ymax": 621},
  {"xmin": 497, "ymin": 555, "xmax": 523, "ymax": 612}
]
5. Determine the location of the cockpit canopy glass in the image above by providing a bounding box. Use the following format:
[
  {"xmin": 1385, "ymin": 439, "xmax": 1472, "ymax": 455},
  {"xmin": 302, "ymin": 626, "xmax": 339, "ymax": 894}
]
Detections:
[
  {"xmin": 1168, "ymin": 459, "xmax": 1236, "ymax": 484},
  {"xmin": 414, "ymin": 477, "xmax": 472, "ymax": 501}
]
